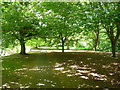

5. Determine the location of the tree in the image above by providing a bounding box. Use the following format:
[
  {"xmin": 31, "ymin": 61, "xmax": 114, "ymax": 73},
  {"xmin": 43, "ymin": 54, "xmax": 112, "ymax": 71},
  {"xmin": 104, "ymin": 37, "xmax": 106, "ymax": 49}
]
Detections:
[
  {"xmin": 77, "ymin": 2, "xmax": 101, "ymax": 51},
  {"xmin": 2, "ymin": 2, "xmax": 39, "ymax": 54},
  {"xmin": 79, "ymin": 2, "xmax": 120, "ymax": 56},
  {"xmin": 41, "ymin": 2, "xmax": 79, "ymax": 52},
  {"xmin": 99, "ymin": 2, "xmax": 120, "ymax": 57}
]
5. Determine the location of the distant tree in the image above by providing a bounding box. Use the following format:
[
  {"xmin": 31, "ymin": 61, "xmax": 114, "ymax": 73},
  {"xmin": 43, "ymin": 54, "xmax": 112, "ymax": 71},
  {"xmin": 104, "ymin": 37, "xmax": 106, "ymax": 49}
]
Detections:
[{"xmin": 41, "ymin": 2, "xmax": 79, "ymax": 52}]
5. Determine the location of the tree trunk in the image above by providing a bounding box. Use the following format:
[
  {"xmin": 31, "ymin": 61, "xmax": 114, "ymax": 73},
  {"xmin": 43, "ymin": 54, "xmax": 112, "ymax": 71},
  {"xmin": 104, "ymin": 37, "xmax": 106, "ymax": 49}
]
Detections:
[
  {"xmin": 93, "ymin": 30, "xmax": 99, "ymax": 51},
  {"xmin": 111, "ymin": 41, "xmax": 116, "ymax": 57},
  {"xmin": 61, "ymin": 37, "xmax": 64, "ymax": 52},
  {"xmin": 19, "ymin": 31, "xmax": 26, "ymax": 55},
  {"xmin": 20, "ymin": 40, "xmax": 26, "ymax": 55}
]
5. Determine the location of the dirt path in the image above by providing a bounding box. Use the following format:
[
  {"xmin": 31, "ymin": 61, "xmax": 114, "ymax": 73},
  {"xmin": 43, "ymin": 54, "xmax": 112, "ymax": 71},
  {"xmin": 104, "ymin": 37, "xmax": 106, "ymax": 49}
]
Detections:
[{"xmin": 32, "ymin": 49, "xmax": 120, "ymax": 53}]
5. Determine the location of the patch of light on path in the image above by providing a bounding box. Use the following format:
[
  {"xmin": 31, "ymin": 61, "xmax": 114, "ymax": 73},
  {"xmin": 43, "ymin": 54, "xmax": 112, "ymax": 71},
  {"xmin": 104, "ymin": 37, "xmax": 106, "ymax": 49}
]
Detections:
[
  {"xmin": 37, "ymin": 83, "xmax": 45, "ymax": 86},
  {"xmin": 54, "ymin": 67, "xmax": 64, "ymax": 71},
  {"xmin": 55, "ymin": 63, "xmax": 63, "ymax": 67}
]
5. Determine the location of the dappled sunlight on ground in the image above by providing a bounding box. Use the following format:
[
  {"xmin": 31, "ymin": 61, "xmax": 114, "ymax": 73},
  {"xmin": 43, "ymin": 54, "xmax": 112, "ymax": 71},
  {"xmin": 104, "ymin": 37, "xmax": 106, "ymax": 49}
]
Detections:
[
  {"xmin": 2, "ymin": 52, "xmax": 120, "ymax": 88},
  {"xmin": 54, "ymin": 67, "xmax": 64, "ymax": 71},
  {"xmin": 2, "ymin": 82, "xmax": 31, "ymax": 88},
  {"xmin": 37, "ymin": 83, "xmax": 45, "ymax": 86},
  {"xmin": 54, "ymin": 62, "xmax": 108, "ymax": 81}
]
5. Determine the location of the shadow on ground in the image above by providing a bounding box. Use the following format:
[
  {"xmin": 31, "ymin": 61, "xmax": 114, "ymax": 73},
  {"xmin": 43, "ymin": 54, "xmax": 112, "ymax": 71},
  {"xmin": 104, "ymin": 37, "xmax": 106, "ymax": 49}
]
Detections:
[{"xmin": 1, "ymin": 51, "xmax": 120, "ymax": 88}]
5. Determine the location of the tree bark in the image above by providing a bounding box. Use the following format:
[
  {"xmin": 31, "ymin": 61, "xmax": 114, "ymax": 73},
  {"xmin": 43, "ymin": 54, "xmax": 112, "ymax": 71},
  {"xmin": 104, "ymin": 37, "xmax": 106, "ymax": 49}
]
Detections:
[
  {"xmin": 111, "ymin": 41, "xmax": 116, "ymax": 57},
  {"xmin": 110, "ymin": 25, "xmax": 119, "ymax": 57},
  {"xmin": 19, "ymin": 31, "xmax": 26, "ymax": 55},
  {"xmin": 61, "ymin": 37, "xmax": 64, "ymax": 52},
  {"xmin": 109, "ymin": 33, "xmax": 118, "ymax": 57},
  {"xmin": 20, "ymin": 40, "xmax": 26, "ymax": 55}
]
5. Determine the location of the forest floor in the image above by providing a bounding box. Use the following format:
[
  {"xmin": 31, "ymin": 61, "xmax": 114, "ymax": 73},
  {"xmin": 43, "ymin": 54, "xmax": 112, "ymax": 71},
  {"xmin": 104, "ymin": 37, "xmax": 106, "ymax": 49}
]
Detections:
[{"xmin": 1, "ymin": 51, "xmax": 120, "ymax": 88}]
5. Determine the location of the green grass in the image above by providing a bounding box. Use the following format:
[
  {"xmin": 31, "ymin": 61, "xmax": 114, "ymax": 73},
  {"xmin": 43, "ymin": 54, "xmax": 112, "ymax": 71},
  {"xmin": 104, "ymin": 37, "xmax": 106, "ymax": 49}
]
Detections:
[
  {"xmin": 75, "ymin": 47, "xmax": 93, "ymax": 50},
  {"xmin": 2, "ymin": 51, "xmax": 120, "ymax": 88}
]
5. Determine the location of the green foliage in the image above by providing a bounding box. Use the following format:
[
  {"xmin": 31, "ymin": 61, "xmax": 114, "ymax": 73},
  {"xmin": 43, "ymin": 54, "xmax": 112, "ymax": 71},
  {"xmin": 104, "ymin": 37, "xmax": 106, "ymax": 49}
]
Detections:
[
  {"xmin": 1, "ymin": 2, "xmax": 120, "ymax": 54},
  {"xmin": 2, "ymin": 2, "xmax": 39, "ymax": 48},
  {"xmin": 26, "ymin": 38, "xmax": 46, "ymax": 47}
]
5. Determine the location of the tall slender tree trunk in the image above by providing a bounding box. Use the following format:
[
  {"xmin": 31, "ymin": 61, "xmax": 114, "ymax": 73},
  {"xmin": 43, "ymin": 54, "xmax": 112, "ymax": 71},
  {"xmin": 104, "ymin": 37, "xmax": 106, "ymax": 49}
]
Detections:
[
  {"xmin": 61, "ymin": 37, "xmax": 64, "ymax": 52},
  {"xmin": 93, "ymin": 30, "xmax": 99, "ymax": 51},
  {"xmin": 60, "ymin": 33, "xmax": 66, "ymax": 53}
]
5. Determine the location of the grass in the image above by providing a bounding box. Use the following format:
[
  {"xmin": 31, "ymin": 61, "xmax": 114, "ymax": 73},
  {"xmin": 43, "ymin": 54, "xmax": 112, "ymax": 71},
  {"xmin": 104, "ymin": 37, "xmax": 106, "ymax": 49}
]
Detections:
[{"xmin": 1, "ymin": 51, "xmax": 120, "ymax": 88}]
